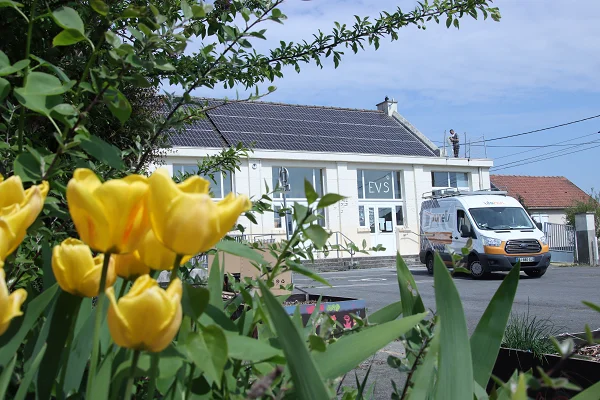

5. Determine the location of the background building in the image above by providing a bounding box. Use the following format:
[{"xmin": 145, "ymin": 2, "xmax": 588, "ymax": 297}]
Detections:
[
  {"xmin": 490, "ymin": 175, "xmax": 590, "ymax": 226},
  {"xmin": 153, "ymin": 97, "xmax": 493, "ymax": 257}
]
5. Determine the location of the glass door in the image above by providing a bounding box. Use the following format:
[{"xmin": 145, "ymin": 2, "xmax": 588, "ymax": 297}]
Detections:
[{"xmin": 367, "ymin": 205, "xmax": 397, "ymax": 255}]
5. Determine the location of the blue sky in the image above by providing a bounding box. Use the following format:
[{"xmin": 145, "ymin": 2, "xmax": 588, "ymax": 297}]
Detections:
[{"xmin": 168, "ymin": 0, "xmax": 600, "ymax": 192}]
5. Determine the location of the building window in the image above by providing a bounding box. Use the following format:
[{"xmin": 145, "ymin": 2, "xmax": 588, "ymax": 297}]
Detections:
[
  {"xmin": 272, "ymin": 167, "xmax": 323, "ymax": 199},
  {"xmin": 356, "ymin": 170, "xmax": 402, "ymax": 200},
  {"xmin": 173, "ymin": 164, "xmax": 233, "ymax": 198},
  {"xmin": 357, "ymin": 170, "xmax": 405, "ymax": 229},
  {"xmin": 272, "ymin": 167, "xmax": 326, "ymax": 229},
  {"xmin": 432, "ymin": 171, "xmax": 469, "ymax": 190}
]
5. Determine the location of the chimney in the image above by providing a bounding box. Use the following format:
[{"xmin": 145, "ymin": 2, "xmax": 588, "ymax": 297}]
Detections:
[{"xmin": 376, "ymin": 96, "xmax": 398, "ymax": 116}]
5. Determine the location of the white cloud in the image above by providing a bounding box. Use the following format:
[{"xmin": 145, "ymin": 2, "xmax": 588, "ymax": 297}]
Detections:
[{"xmin": 162, "ymin": 0, "xmax": 600, "ymax": 109}]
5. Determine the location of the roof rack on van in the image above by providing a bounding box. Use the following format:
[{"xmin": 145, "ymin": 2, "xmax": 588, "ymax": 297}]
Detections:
[{"xmin": 422, "ymin": 188, "xmax": 508, "ymax": 199}]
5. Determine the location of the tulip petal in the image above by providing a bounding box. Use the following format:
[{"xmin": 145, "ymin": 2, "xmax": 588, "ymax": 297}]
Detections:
[
  {"xmin": 177, "ymin": 175, "xmax": 210, "ymax": 194},
  {"xmin": 114, "ymin": 253, "xmax": 150, "ymax": 279},
  {"xmin": 67, "ymin": 179, "xmax": 111, "ymax": 253},
  {"xmin": 107, "ymin": 287, "xmax": 134, "ymax": 349},
  {"xmin": 0, "ymin": 175, "xmax": 26, "ymax": 209},
  {"xmin": 93, "ymin": 176, "xmax": 149, "ymax": 253},
  {"xmin": 0, "ymin": 268, "xmax": 27, "ymax": 336},
  {"xmin": 149, "ymin": 169, "xmax": 180, "ymax": 246}
]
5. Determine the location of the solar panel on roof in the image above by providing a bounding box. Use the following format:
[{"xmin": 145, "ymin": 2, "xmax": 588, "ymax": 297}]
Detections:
[{"xmin": 167, "ymin": 100, "xmax": 436, "ymax": 156}]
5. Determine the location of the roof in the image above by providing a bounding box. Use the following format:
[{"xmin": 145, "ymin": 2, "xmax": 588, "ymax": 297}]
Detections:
[
  {"xmin": 490, "ymin": 175, "xmax": 590, "ymax": 209},
  {"xmin": 169, "ymin": 99, "xmax": 437, "ymax": 157}
]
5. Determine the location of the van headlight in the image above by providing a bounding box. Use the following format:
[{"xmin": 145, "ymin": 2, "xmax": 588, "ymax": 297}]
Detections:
[
  {"xmin": 540, "ymin": 236, "xmax": 548, "ymax": 245},
  {"xmin": 482, "ymin": 236, "xmax": 502, "ymax": 247}
]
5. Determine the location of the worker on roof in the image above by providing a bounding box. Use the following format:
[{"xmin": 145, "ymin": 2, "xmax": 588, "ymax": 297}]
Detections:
[{"xmin": 449, "ymin": 129, "xmax": 460, "ymax": 158}]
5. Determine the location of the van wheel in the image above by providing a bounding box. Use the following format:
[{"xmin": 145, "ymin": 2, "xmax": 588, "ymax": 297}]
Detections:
[
  {"xmin": 426, "ymin": 254, "xmax": 434, "ymax": 275},
  {"xmin": 525, "ymin": 269, "xmax": 546, "ymax": 278},
  {"xmin": 469, "ymin": 257, "xmax": 488, "ymax": 279}
]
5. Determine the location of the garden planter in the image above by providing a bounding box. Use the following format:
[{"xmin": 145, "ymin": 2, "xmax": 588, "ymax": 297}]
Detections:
[
  {"xmin": 489, "ymin": 330, "xmax": 600, "ymax": 399},
  {"xmin": 282, "ymin": 293, "xmax": 367, "ymax": 333}
]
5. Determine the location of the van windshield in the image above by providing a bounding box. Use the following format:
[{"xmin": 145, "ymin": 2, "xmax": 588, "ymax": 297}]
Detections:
[{"xmin": 468, "ymin": 207, "xmax": 534, "ymax": 230}]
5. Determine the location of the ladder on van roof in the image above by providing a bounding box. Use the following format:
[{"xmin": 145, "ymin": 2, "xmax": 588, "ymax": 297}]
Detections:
[{"xmin": 422, "ymin": 188, "xmax": 508, "ymax": 200}]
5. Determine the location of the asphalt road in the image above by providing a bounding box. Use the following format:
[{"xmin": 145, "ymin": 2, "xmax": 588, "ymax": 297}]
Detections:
[
  {"xmin": 294, "ymin": 265, "xmax": 600, "ymax": 336},
  {"xmin": 294, "ymin": 266, "xmax": 600, "ymax": 398}
]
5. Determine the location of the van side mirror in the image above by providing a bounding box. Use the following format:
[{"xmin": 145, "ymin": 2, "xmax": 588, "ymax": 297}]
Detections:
[
  {"xmin": 535, "ymin": 222, "xmax": 543, "ymax": 230},
  {"xmin": 460, "ymin": 225, "xmax": 472, "ymax": 238}
]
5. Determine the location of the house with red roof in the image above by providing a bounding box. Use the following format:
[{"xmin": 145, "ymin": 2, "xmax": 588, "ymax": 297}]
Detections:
[{"xmin": 490, "ymin": 175, "xmax": 590, "ymax": 225}]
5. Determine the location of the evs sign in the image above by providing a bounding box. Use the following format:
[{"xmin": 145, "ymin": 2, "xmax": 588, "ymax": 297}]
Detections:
[{"xmin": 362, "ymin": 170, "xmax": 397, "ymax": 199}]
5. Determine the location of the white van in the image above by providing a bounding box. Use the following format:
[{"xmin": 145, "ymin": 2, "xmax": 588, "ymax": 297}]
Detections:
[{"xmin": 418, "ymin": 189, "xmax": 550, "ymax": 279}]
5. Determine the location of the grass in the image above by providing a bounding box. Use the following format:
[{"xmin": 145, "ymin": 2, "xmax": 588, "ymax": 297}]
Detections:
[{"xmin": 502, "ymin": 305, "xmax": 562, "ymax": 360}]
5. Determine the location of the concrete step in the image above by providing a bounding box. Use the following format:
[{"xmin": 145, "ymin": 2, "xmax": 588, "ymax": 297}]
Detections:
[{"xmin": 304, "ymin": 255, "xmax": 422, "ymax": 272}]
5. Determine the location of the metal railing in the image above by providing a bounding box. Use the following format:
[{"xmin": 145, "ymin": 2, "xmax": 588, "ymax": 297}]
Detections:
[{"xmin": 544, "ymin": 223, "xmax": 575, "ymax": 253}]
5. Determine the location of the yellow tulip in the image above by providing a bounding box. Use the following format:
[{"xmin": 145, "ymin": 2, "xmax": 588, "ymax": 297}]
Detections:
[
  {"xmin": 0, "ymin": 175, "xmax": 48, "ymax": 260},
  {"xmin": 66, "ymin": 169, "xmax": 149, "ymax": 254},
  {"xmin": 52, "ymin": 238, "xmax": 117, "ymax": 297},
  {"xmin": 106, "ymin": 275, "xmax": 182, "ymax": 353},
  {"xmin": 113, "ymin": 253, "xmax": 150, "ymax": 279},
  {"xmin": 148, "ymin": 168, "xmax": 251, "ymax": 256},
  {"xmin": 135, "ymin": 229, "xmax": 191, "ymax": 271},
  {"xmin": 0, "ymin": 264, "xmax": 27, "ymax": 336}
]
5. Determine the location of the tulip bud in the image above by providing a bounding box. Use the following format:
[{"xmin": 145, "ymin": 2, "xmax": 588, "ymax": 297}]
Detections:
[
  {"xmin": 66, "ymin": 169, "xmax": 149, "ymax": 254},
  {"xmin": 135, "ymin": 229, "xmax": 191, "ymax": 271},
  {"xmin": 113, "ymin": 253, "xmax": 150, "ymax": 280},
  {"xmin": 148, "ymin": 168, "xmax": 251, "ymax": 256},
  {"xmin": 52, "ymin": 238, "xmax": 116, "ymax": 297},
  {"xmin": 0, "ymin": 175, "xmax": 48, "ymax": 260},
  {"xmin": 106, "ymin": 275, "xmax": 182, "ymax": 353},
  {"xmin": 0, "ymin": 265, "xmax": 27, "ymax": 336}
]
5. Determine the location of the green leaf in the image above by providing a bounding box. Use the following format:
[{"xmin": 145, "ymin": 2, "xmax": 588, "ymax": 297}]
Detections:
[
  {"xmin": 314, "ymin": 312, "xmax": 427, "ymax": 380},
  {"xmin": 52, "ymin": 103, "xmax": 78, "ymax": 116},
  {"xmin": 258, "ymin": 280, "xmax": 331, "ymax": 399},
  {"xmin": 433, "ymin": 254, "xmax": 473, "ymax": 399},
  {"xmin": 395, "ymin": 253, "xmax": 425, "ymax": 317},
  {"xmin": 53, "ymin": 29, "xmax": 85, "ymax": 46},
  {"xmin": 0, "ymin": 77, "xmax": 9, "ymax": 102},
  {"xmin": 62, "ymin": 303, "xmax": 97, "ymax": 395},
  {"xmin": 181, "ymin": 0, "xmax": 193, "ymax": 19},
  {"xmin": 181, "ymin": 283, "xmax": 209, "ymax": 320},
  {"xmin": 183, "ymin": 325, "xmax": 228, "ymax": 387},
  {"xmin": 285, "ymin": 260, "xmax": 330, "ymax": 287},
  {"xmin": 446, "ymin": 16, "xmax": 452, "ymax": 28},
  {"xmin": 76, "ymin": 133, "xmax": 124, "ymax": 170},
  {"xmin": 583, "ymin": 301, "xmax": 600, "ymax": 313},
  {"xmin": 191, "ymin": 4, "xmax": 206, "ymax": 17},
  {"xmin": 410, "ymin": 324, "xmax": 440, "ymax": 400},
  {"xmin": 0, "ymin": 285, "xmax": 57, "ymax": 367},
  {"xmin": 29, "ymin": 55, "xmax": 70, "ymax": 82},
  {"xmin": 309, "ymin": 335, "xmax": 327, "ymax": 352},
  {"xmin": 317, "ymin": 193, "xmax": 345, "ymax": 209},
  {"xmin": 304, "ymin": 178, "xmax": 318, "ymax": 205},
  {"xmin": 90, "ymin": 0, "xmax": 109, "ymax": 16},
  {"xmin": 0, "ymin": 53, "xmax": 29, "ymax": 76},
  {"xmin": 52, "ymin": 7, "xmax": 85, "ymax": 35},
  {"xmin": 0, "ymin": 355, "xmax": 15, "ymax": 399},
  {"xmin": 207, "ymin": 255, "xmax": 223, "ymax": 308},
  {"xmin": 368, "ymin": 300, "xmax": 402, "ymax": 324},
  {"xmin": 89, "ymin": 350, "xmax": 113, "ymax": 400},
  {"xmin": 13, "ymin": 71, "xmax": 68, "ymax": 115},
  {"xmin": 471, "ymin": 263, "xmax": 520, "ymax": 388},
  {"xmin": 103, "ymin": 86, "xmax": 131, "ymax": 124},
  {"xmin": 13, "ymin": 153, "xmax": 45, "ymax": 182},
  {"xmin": 215, "ymin": 240, "xmax": 265, "ymax": 264},
  {"xmin": 153, "ymin": 59, "xmax": 175, "ymax": 71},
  {"xmin": 303, "ymin": 225, "xmax": 329, "ymax": 248},
  {"xmin": 573, "ymin": 380, "xmax": 600, "ymax": 400},
  {"xmin": 225, "ymin": 333, "xmax": 282, "ymax": 361},
  {"xmin": 14, "ymin": 344, "xmax": 46, "ymax": 400},
  {"xmin": 37, "ymin": 291, "xmax": 82, "ymax": 399},
  {"xmin": 0, "ymin": 1, "xmax": 24, "ymax": 9},
  {"xmin": 0, "ymin": 51, "xmax": 8, "ymax": 69}
]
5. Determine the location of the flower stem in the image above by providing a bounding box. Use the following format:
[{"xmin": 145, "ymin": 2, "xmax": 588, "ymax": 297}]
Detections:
[
  {"xmin": 85, "ymin": 252, "xmax": 112, "ymax": 398},
  {"xmin": 124, "ymin": 350, "xmax": 141, "ymax": 400},
  {"xmin": 117, "ymin": 279, "xmax": 128, "ymax": 299},
  {"xmin": 170, "ymin": 254, "xmax": 184, "ymax": 282},
  {"xmin": 146, "ymin": 354, "xmax": 159, "ymax": 400},
  {"xmin": 184, "ymin": 364, "xmax": 196, "ymax": 399}
]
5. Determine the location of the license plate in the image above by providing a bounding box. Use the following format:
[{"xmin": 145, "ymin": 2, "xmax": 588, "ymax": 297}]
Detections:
[{"xmin": 518, "ymin": 257, "xmax": 535, "ymax": 262}]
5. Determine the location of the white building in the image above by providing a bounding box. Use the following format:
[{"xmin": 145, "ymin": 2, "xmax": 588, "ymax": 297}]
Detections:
[{"xmin": 156, "ymin": 97, "xmax": 493, "ymax": 258}]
